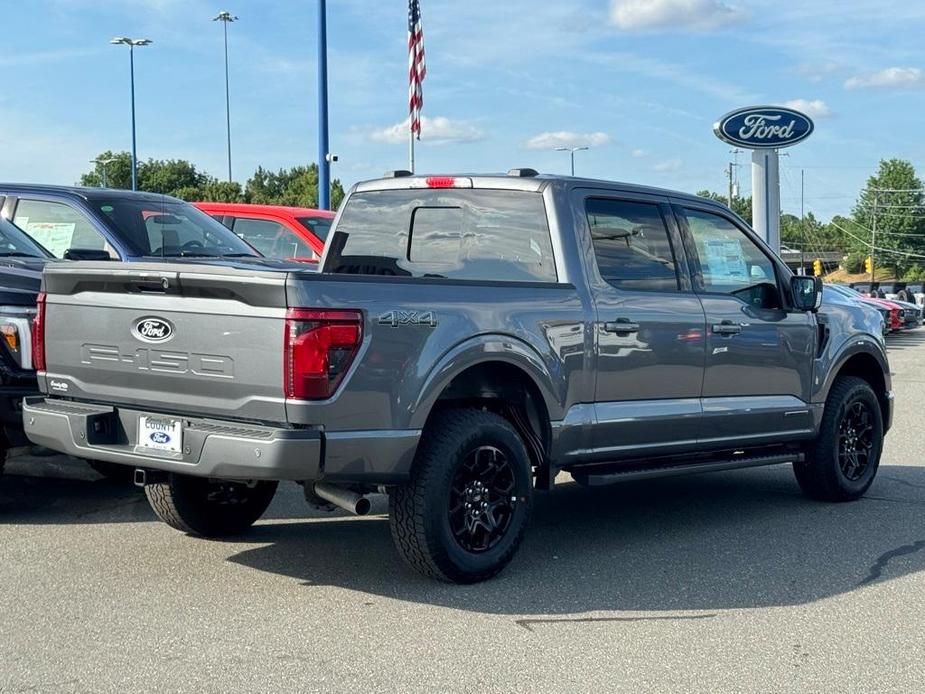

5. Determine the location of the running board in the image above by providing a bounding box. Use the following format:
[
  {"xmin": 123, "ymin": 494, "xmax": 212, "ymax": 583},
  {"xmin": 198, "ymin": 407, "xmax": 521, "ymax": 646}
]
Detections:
[{"xmin": 573, "ymin": 452, "xmax": 803, "ymax": 487}]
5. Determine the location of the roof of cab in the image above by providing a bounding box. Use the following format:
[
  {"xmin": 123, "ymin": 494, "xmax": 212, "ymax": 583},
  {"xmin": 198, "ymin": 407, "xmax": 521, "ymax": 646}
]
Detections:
[
  {"xmin": 352, "ymin": 172, "xmax": 722, "ymax": 208},
  {"xmin": 0, "ymin": 183, "xmax": 182, "ymax": 204}
]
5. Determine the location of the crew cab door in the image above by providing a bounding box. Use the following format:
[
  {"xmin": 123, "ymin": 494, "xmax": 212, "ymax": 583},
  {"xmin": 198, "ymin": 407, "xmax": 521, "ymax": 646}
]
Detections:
[
  {"xmin": 577, "ymin": 190, "xmax": 706, "ymax": 461},
  {"xmin": 672, "ymin": 201, "xmax": 816, "ymax": 445}
]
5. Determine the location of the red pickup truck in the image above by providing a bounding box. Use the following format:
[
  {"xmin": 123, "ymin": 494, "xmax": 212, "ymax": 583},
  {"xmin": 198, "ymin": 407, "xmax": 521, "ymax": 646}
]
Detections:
[{"xmin": 193, "ymin": 202, "xmax": 333, "ymax": 262}]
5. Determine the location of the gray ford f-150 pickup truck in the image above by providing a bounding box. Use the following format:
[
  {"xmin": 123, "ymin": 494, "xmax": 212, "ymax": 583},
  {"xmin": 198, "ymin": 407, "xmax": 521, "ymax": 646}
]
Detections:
[{"xmin": 24, "ymin": 170, "xmax": 892, "ymax": 583}]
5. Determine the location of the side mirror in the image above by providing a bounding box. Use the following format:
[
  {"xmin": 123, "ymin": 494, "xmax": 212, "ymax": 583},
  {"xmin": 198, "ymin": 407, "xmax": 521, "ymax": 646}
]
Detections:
[
  {"xmin": 791, "ymin": 275, "xmax": 822, "ymax": 312},
  {"xmin": 63, "ymin": 248, "xmax": 113, "ymax": 261}
]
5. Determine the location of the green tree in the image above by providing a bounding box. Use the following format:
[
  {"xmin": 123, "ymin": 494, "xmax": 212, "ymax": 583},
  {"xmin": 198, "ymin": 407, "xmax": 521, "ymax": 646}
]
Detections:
[
  {"xmin": 695, "ymin": 190, "xmax": 752, "ymax": 220},
  {"xmin": 851, "ymin": 159, "xmax": 925, "ymax": 274},
  {"xmin": 200, "ymin": 180, "xmax": 244, "ymax": 203},
  {"xmin": 244, "ymin": 163, "xmax": 345, "ymax": 210},
  {"xmin": 80, "ymin": 151, "xmax": 134, "ymax": 189}
]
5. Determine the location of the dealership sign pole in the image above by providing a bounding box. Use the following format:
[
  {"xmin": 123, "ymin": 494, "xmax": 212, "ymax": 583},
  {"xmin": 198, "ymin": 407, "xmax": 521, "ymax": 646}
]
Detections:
[{"xmin": 713, "ymin": 106, "xmax": 814, "ymax": 254}]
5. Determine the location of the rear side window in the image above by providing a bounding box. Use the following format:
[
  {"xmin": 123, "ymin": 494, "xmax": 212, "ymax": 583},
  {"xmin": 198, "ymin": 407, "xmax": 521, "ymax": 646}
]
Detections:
[
  {"xmin": 327, "ymin": 189, "xmax": 556, "ymax": 282},
  {"xmin": 233, "ymin": 217, "xmax": 315, "ymax": 259},
  {"xmin": 586, "ymin": 198, "xmax": 679, "ymax": 292}
]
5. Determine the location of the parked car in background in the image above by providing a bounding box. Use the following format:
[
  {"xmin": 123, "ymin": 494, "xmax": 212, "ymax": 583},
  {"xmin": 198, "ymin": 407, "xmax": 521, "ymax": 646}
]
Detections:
[
  {"xmin": 0, "ymin": 185, "xmax": 262, "ymax": 262},
  {"xmin": 193, "ymin": 202, "xmax": 334, "ymax": 263},
  {"xmin": 826, "ymin": 284, "xmax": 892, "ymax": 335},
  {"xmin": 890, "ymin": 298, "xmax": 923, "ymax": 328},
  {"xmin": 0, "ymin": 217, "xmax": 51, "ymax": 470},
  {"xmin": 850, "ymin": 282, "xmax": 884, "ymax": 298}
]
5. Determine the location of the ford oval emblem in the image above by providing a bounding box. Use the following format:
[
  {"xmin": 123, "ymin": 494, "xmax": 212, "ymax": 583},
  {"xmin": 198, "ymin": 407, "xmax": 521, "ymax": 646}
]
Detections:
[
  {"xmin": 714, "ymin": 106, "xmax": 814, "ymax": 149},
  {"xmin": 150, "ymin": 431, "xmax": 172, "ymax": 444},
  {"xmin": 133, "ymin": 317, "xmax": 174, "ymax": 343}
]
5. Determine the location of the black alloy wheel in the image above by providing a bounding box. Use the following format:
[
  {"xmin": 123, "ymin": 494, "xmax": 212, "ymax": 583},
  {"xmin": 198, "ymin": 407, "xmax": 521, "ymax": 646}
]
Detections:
[{"xmin": 448, "ymin": 445, "xmax": 517, "ymax": 553}]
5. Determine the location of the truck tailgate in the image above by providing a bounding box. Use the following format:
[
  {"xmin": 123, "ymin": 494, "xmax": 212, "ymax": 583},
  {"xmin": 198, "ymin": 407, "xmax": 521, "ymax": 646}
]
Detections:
[{"xmin": 40, "ymin": 262, "xmax": 289, "ymax": 423}]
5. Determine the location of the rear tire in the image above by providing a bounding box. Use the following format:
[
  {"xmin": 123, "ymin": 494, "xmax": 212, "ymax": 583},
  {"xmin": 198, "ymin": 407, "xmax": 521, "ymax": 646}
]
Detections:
[
  {"xmin": 793, "ymin": 376, "xmax": 883, "ymax": 502},
  {"xmin": 389, "ymin": 409, "xmax": 533, "ymax": 583},
  {"xmin": 144, "ymin": 473, "xmax": 278, "ymax": 537}
]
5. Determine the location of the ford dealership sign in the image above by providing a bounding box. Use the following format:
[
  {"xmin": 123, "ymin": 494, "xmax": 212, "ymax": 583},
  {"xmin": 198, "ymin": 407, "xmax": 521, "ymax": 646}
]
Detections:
[{"xmin": 714, "ymin": 106, "xmax": 814, "ymax": 149}]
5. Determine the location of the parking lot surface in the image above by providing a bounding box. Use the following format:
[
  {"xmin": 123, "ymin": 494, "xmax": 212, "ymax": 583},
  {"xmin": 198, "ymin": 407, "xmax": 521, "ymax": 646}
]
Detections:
[{"xmin": 2, "ymin": 331, "xmax": 925, "ymax": 693}]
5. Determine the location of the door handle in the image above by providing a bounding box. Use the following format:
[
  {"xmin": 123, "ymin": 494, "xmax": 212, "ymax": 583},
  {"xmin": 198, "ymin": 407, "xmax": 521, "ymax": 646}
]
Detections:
[
  {"xmin": 604, "ymin": 319, "xmax": 640, "ymax": 334},
  {"xmin": 712, "ymin": 320, "xmax": 742, "ymax": 336}
]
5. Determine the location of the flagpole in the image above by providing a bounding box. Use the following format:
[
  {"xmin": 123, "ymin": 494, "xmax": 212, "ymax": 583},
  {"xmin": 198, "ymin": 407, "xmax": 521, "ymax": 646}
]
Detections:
[{"xmin": 409, "ymin": 130, "xmax": 415, "ymax": 173}]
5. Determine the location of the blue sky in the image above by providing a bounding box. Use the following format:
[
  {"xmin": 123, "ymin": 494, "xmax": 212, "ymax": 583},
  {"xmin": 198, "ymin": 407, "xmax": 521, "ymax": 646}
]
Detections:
[{"xmin": 1, "ymin": 0, "xmax": 924, "ymax": 220}]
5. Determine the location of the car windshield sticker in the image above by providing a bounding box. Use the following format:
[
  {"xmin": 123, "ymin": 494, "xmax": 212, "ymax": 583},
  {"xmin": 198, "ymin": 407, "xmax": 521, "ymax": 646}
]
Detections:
[{"xmin": 24, "ymin": 221, "xmax": 76, "ymax": 257}]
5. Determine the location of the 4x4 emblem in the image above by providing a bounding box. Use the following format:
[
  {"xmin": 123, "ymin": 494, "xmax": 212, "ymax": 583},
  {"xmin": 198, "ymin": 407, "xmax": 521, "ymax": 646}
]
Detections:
[{"xmin": 378, "ymin": 310, "xmax": 437, "ymax": 328}]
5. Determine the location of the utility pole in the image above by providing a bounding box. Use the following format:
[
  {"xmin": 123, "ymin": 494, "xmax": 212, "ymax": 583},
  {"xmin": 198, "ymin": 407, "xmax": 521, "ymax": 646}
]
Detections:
[
  {"xmin": 725, "ymin": 149, "xmax": 741, "ymax": 209},
  {"xmin": 800, "ymin": 168, "xmax": 805, "ymax": 275},
  {"xmin": 317, "ymin": 0, "xmax": 330, "ymax": 210},
  {"xmin": 870, "ymin": 190, "xmax": 879, "ymax": 283}
]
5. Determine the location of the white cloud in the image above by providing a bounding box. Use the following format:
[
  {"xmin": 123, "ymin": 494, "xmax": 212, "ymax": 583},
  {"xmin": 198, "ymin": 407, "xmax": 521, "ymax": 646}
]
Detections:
[
  {"xmin": 631, "ymin": 148, "xmax": 647, "ymax": 158},
  {"xmin": 369, "ymin": 116, "xmax": 485, "ymax": 145},
  {"xmin": 781, "ymin": 99, "xmax": 832, "ymax": 118},
  {"xmin": 653, "ymin": 158, "xmax": 683, "ymax": 173},
  {"xmin": 524, "ymin": 131, "xmax": 612, "ymax": 150},
  {"xmin": 845, "ymin": 67, "xmax": 924, "ymax": 90},
  {"xmin": 609, "ymin": 0, "xmax": 745, "ymax": 31},
  {"xmin": 797, "ymin": 62, "xmax": 840, "ymax": 84}
]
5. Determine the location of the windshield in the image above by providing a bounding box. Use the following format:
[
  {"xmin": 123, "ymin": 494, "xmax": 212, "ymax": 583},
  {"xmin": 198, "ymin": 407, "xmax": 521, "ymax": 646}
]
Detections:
[
  {"xmin": 296, "ymin": 216, "xmax": 332, "ymax": 243},
  {"xmin": 0, "ymin": 217, "xmax": 52, "ymax": 258},
  {"xmin": 90, "ymin": 198, "xmax": 260, "ymax": 258}
]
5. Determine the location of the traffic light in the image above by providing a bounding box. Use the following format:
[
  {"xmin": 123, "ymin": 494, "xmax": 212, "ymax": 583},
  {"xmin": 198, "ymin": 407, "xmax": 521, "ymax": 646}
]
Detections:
[
  {"xmin": 864, "ymin": 256, "xmax": 873, "ymax": 274},
  {"xmin": 813, "ymin": 259, "xmax": 823, "ymax": 277}
]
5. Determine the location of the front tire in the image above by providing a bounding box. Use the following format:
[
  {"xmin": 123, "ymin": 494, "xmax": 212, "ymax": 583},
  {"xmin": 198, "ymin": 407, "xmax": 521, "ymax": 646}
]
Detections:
[
  {"xmin": 144, "ymin": 473, "xmax": 278, "ymax": 537},
  {"xmin": 793, "ymin": 376, "xmax": 884, "ymax": 501},
  {"xmin": 389, "ymin": 409, "xmax": 533, "ymax": 583}
]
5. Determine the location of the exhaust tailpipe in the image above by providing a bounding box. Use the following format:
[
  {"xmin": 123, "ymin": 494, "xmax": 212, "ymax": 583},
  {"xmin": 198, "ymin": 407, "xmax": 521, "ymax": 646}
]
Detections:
[{"xmin": 312, "ymin": 482, "xmax": 371, "ymax": 516}]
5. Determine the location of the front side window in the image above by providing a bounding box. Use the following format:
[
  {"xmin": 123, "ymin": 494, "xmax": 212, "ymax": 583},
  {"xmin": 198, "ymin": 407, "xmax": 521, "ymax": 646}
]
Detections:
[
  {"xmin": 233, "ymin": 218, "xmax": 314, "ymax": 259},
  {"xmin": 13, "ymin": 199, "xmax": 115, "ymax": 258},
  {"xmin": 297, "ymin": 216, "xmax": 332, "ymax": 243},
  {"xmin": 680, "ymin": 207, "xmax": 779, "ymax": 308},
  {"xmin": 586, "ymin": 198, "xmax": 679, "ymax": 292},
  {"xmin": 328, "ymin": 189, "xmax": 556, "ymax": 282}
]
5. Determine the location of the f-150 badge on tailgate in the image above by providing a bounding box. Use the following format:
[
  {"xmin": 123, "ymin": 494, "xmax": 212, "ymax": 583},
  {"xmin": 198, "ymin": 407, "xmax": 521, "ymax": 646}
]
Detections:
[
  {"xmin": 133, "ymin": 317, "xmax": 174, "ymax": 343},
  {"xmin": 378, "ymin": 310, "xmax": 437, "ymax": 328}
]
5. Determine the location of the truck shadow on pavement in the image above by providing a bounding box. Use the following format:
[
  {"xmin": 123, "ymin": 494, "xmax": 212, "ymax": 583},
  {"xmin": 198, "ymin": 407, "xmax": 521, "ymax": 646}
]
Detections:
[
  {"xmin": 0, "ymin": 456, "xmax": 151, "ymax": 524},
  {"xmin": 230, "ymin": 464, "xmax": 925, "ymax": 615}
]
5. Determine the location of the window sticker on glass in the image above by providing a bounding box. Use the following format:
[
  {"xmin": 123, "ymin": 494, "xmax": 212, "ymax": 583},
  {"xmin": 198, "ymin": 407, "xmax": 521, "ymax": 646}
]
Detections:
[
  {"xmin": 23, "ymin": 222, "xmax": 76, "ymax": 257},
  {"xmin": 702, "ymin": 239, "xmax": 748, "ymax": 282}
]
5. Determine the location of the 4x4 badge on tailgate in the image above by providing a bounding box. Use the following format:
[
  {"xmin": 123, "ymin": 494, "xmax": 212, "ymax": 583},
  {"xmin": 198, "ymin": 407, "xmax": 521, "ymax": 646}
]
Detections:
[
  {"xmin": 132, "ymin": 317, "xmax": 174, "ymax": 343},
  {"xmin": 378, "ymin": 310, "xmax": 437, "ymax": 328}
]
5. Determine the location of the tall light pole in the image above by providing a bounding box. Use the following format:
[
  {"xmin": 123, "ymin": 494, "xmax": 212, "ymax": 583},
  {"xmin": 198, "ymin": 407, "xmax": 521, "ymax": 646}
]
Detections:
[
  {"xmin": 91, "ymin": 157, "xmax": 115, "ymax": 188},
  {"xmin": 317, "ymin": 0, "xmax": 331, "ymax": 210},
  {"xmin": 110, "ymin": 37, "xmax": 152, "ymax": 191},
  {"xmin": 555, "ymin": 146, "xmax": 588, "ymax": 176},
  {"xmin": 213, "ymin": 11, "xmax": 237, "ymax": 183}
]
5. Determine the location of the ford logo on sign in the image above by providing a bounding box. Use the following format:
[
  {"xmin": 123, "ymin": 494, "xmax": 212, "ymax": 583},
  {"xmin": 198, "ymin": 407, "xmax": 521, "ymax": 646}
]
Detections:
[
  {"xmin": 150, "ymin": 431, "xmax": 172, "ymax": 445},
  {"xmin": 133, "ymin": 317, "xmax": 173, "ymax": 343},
  {"xmin": 714, "ymin": 106, "xmax": 814, "ymax": 149}
]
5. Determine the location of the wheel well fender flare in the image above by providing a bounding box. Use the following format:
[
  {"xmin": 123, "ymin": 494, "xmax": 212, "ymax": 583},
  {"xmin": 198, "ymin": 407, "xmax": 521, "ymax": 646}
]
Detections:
[{"xmin": 409, "ymin": 334, "xmax": 563, "ymax": 431}]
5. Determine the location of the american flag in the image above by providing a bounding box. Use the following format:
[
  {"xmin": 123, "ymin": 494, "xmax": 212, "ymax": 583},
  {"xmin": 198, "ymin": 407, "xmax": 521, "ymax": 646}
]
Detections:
[{"xmin": 408, "ymin": 0, "xmax": 426, "ymax": 139}]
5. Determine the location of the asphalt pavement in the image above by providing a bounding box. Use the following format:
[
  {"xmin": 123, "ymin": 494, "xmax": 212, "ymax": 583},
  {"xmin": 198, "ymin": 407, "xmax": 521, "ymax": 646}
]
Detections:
[{"xmin": 2, "ymin": 331, "xmax": 925, "ymax": 693}]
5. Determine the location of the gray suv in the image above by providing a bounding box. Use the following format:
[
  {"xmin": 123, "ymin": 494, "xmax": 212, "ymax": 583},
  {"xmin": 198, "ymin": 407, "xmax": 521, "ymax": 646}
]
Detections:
[{"xmin": 24, "ymin": 171, "xmax": 892, "ymax": 583}]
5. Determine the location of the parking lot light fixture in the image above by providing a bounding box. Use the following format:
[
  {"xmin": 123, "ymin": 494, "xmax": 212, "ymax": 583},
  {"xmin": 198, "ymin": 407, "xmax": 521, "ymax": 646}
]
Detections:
[
  {"xmin": 213, "ymin": 11, "xmax": 238, "ymax": 183},
  {"xmin": 110, "ymin": 37, "xmax": 152, "ymax": 191},
  {"xmin": 91, "ymin": 157, "xmax": 116, "ymax": 188},
  {"xmin": 555, "ymin": 146, "xmax": 589, "ymax": 176}
]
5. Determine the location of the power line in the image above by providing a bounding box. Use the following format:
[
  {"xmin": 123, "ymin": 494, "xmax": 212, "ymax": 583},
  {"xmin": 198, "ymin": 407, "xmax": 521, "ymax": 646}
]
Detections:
[{"xmin": 830, "ymin": 220, "xmax": 925, "ymax": 259}]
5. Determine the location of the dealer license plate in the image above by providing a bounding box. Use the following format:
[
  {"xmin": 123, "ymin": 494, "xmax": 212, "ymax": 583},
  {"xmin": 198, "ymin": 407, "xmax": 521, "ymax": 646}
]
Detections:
[{"xmin": 138, "ymin": 416, "xmax": 183, "ymax": 453}]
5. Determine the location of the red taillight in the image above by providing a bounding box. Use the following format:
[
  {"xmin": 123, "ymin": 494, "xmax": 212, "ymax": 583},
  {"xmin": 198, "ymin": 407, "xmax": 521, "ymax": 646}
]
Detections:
[
  {"xmin": 426, "ymin": 176, "xmax": 457, "ymax": 188},
  {"xmin": 32, "ymin": 291, "xmax": 46, "ymax": 372},
  {"xmin": 284, "ymin": 309, "xmax": 362, "ymax": 400}
]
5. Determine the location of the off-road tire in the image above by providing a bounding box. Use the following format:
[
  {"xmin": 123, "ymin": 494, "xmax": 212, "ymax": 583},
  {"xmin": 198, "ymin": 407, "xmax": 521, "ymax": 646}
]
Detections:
[
  {"xmin": 793, "ymin": 376, "xmax": 883, "ymax": 502},
  {"xmin": 87, "ymin": 460, "xmax": 135, "ymax": 483},
  {"xmin": 144, "ymin": 473, "xmax": 278, "ymax": 537},
  {"xmin": 389, "ymin": 409, "xmax": 533, "ymax": 583}
]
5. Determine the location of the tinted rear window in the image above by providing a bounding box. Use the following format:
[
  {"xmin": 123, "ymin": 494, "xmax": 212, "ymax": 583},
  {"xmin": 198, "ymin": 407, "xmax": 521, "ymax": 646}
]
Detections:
[
  {"xmin": 326, "ymin": 189, "xmax": 556, "ymax": 282},
  {"xmin": 297, "ymin": 216, "xmax": 332, "ymax": 242}
]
